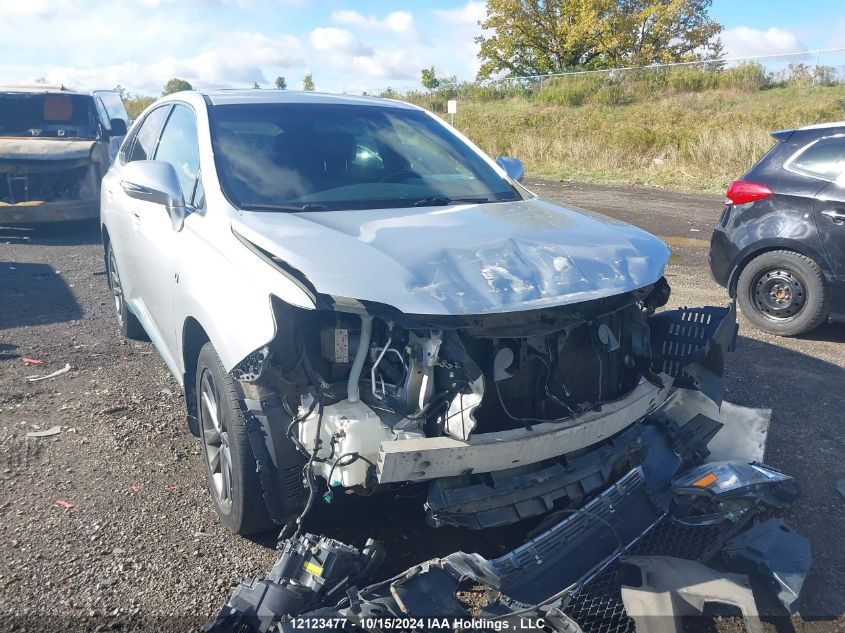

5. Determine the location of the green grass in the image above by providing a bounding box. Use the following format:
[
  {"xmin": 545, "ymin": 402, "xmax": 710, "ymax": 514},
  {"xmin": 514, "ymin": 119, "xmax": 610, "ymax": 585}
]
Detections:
[{"xmin": 441, "ymin": 84, "xmax": 845, "ymax": 194}]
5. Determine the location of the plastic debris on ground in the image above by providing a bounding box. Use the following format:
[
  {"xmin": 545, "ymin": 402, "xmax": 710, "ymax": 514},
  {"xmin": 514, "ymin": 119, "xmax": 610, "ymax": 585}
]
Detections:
[
  {"xmin": 26, "ymin": 362, "xmax": 72, "ymax": 382},
  {"xmin": 25, "ymin": 425, "xmax": 62, "ymax": 438}
]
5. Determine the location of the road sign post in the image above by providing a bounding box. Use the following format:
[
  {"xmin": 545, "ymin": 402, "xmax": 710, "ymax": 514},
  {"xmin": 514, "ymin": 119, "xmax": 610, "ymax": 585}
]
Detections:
[{"xmin": 447, "ymin": 99, "xmax": 457, "ymax": 126}]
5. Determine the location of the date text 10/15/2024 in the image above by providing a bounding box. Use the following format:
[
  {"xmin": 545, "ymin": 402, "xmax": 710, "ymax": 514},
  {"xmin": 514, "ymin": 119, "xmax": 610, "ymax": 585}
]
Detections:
[{"xmin": 287, "ymin": 617, "xmax": 546, "ymax": 630}]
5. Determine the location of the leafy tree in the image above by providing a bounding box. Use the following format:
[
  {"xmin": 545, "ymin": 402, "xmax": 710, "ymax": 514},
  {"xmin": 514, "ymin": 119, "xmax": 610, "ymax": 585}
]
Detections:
[
  {"xmin": 275, "ymin": 76, "xmax": 287, "ymax": 90},
  {"xmin": 124, "ymin": 96, "xmax": 156, "ymax": 120},
  {"xmin": 379, "ymin": 87, "xmax": 399, "ymax": 99},
  {"xmin": 162, "ymin": 78, "xmax": 193, "ymax": 96},
  {"xmin": 252, "ymin": 81, "xmax": 261, "ymax": 89},
  {"xmin": 302, "ymin": 73, "xmax": 315, "ymax": 91},
  {"xmin": 113, "ymin": 84, "xmax": 128, "ymax": 99},
  {"xmin": 476, "ymin": 0, "xmax": 722, "ymax": 79},
  {"xmin": 421, "ymin": 66, "xmax": 440, "ymax": 92}
]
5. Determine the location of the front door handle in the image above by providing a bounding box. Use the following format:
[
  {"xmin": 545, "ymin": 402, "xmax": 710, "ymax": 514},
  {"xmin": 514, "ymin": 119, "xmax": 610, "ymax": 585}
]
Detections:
[{"xmin": 821, "ymin": 208, "xmax": 845, "ymax": 224}]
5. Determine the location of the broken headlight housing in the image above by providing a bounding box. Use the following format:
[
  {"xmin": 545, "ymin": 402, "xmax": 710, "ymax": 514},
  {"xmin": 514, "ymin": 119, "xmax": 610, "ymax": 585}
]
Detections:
[{"xmin": 670, "ymin": 461, "xmax": 800, "ymax": 524}]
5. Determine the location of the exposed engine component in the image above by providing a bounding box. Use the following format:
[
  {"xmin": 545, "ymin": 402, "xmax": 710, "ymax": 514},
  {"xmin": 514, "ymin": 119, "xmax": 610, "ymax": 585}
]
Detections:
[
  {"xmin": 247, "ymin": 282, "xmax": 736, "ymax": 500},
  {"xmin": 202, "ymin": 533, "xmax": 384, "ymax": 633}
]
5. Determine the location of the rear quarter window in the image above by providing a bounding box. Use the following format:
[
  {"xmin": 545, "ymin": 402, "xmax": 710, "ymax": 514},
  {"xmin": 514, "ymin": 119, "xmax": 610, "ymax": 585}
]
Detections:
[{"xmin": 785, "ymin": 136, "xmax": 845, "ymax": 181}]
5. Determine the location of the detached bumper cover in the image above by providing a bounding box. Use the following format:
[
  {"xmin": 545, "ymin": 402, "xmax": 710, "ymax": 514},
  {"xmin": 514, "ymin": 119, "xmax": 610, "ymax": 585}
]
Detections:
[{"xmin": 204, "ymin": 432, "xmax": 808, "ymax": 633}]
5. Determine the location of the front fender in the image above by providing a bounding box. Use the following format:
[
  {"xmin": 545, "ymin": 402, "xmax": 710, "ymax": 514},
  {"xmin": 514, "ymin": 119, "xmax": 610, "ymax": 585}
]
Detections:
[{"xmin": 176, "ymin": 218, "xmax": 315, "ymax": 374}]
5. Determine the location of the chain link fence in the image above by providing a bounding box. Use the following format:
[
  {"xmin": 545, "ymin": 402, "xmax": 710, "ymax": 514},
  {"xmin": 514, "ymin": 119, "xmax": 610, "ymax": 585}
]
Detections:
[{"xmin": 365, "ymin": 48, "xmax": 845, "ymax": 110}]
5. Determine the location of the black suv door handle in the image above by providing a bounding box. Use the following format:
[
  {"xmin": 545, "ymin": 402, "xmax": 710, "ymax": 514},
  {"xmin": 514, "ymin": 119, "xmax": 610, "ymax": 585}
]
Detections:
[{"xmin": 821, "ymin": 208, "xmax": 845, "ymax": 224}]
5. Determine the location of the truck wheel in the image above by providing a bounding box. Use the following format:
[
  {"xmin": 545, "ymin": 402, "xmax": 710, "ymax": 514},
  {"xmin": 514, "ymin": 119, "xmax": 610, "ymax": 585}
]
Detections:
[
  {"xmin": 107, "ymin": 242, "xmax": 146, "ymax": 340},
  {"xmin": 737, "ymin": 250, "xmax": 829, "ymax": 336},
  {"xmin": 196, "ymin": 342, "xmax": 274, "ymax": 535}
]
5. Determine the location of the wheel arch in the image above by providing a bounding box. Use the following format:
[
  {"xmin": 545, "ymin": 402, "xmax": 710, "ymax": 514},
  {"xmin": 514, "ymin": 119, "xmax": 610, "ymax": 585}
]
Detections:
[
  {"xmin": 727, "ymin": 238, "xmax": 832, "ymax": 296},
  {"xmin": 182, "ymin": 316, "xmax": 211, "ymax": 436},
  {"xmin": 101, "ymin": 223, "xmax": 111, "ymax": 276}
]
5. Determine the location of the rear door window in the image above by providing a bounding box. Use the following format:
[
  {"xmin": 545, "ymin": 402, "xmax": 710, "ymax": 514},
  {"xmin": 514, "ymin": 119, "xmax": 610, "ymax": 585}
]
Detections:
[{"xmin": 786, "ymin": 136, "xmax": 845, "ymax": 181}]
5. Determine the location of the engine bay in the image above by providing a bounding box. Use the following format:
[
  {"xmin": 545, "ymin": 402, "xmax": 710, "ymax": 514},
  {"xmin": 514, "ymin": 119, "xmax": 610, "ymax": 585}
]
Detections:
[{"xmin": 237, "ymin": 278, "xmax": 679, "ymax": 493}]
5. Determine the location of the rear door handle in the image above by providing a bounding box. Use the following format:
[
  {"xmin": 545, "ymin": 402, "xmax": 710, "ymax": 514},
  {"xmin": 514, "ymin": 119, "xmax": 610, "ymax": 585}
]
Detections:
[{"xmin": 821, "ymin": 208, "xmax": 845, "ymax": 224}]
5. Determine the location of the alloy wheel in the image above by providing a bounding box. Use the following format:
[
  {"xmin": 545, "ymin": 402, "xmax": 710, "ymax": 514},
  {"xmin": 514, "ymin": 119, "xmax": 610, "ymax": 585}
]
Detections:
[{"xmin": 200, "ymin": 368, "xmax": 233, "ymax": 510}]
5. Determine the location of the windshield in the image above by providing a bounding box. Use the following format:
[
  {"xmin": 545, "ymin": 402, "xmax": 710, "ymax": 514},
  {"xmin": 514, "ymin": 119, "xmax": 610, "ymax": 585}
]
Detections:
[
  {"xmin": 0, "ymin": 93, "xmax": 100, "ymax": 139},
  {"xmin": 210, "ymin": 102, "xmax": 520, "ymax": 211}
]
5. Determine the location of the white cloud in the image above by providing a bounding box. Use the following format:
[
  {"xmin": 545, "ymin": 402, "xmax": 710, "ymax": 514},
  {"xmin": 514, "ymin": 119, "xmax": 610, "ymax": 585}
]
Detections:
[
  {"xmin": 331, "ymin": 9, "xmax": 418, "ymax": 37},
  {"xmin": 41, "ymin": 31, "xmax": 303, "ymax": 93},
  {"xmin": 434, "ymin": 1, "xmax": 486, "ymax": 26},
  {"xmin": 0, "ymin": 0, "xmax": 76, "ymax": 16},
  {"xmin": 383, "ymin": 12, "xmax": 415, "ymax": 35},
  {"xmin": 331, "ymin": 10, "xmax": 370, "ymax": 27},
  {"xmin": 350, "ymin": 50, "xmax": 423, "ymax": 81},
  {"xmin": 309, "ymin": 27, "xmax": 372, "ymax": 56},
  {"xmin": 133, "ymin": 0, "xmax": 304, "ymax": 5},
  {"xmin": 0, "ymin": 0, "xmax": 486, "ymax": 95},
  {"xmin": 721, "ymin": 27, "xmax": 806, "ymax": 60},
  {"xmin": 433, "ymin": 1, "xmax": 488, "ymax": 78}
]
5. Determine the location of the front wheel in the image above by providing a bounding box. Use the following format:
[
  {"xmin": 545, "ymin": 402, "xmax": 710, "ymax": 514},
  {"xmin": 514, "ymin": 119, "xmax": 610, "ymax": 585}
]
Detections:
[
  {"xmin": 736, "ymin": 250, "xmax": 829, "ymax": 336},
  {"xmin": 196, "ymin": 342, "xmax": 274, "ymax": 535}
]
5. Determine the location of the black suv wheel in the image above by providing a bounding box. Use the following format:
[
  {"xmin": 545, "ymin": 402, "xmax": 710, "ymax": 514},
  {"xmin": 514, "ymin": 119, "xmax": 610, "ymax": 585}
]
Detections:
[{"xmin": 737, "ymin": 250, "xmax": 829, "ymax": 336}]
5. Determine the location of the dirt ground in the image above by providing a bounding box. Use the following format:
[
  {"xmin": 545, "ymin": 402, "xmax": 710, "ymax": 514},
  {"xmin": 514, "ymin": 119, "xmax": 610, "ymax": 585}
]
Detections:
[{"xmin": 1, "ymin": 180, "xmax": 843, "ymax": 631}]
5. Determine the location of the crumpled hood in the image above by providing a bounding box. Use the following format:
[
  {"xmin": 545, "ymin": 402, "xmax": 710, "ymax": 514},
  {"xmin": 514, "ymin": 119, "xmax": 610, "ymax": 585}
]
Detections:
[
  {"xmin": 231, "ymin": 197, "xmax": 670, "ymax": 316},
  {"xmin": 0, "ymin": 138, "xmax": 96, "ymax": 161}
]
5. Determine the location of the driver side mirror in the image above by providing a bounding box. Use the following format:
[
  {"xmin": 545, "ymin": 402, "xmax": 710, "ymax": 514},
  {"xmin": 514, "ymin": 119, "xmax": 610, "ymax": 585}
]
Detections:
[
  {"xmin": 109, "ymin": 118, "xmax": 128, "ymax": 137},
  {"xmin": 495, "ymin": 156, "xmax": 525, "ymax": 183},
  {"xmin": 120, "ymin": 160, "xmax": 187, "ymax": 231}
]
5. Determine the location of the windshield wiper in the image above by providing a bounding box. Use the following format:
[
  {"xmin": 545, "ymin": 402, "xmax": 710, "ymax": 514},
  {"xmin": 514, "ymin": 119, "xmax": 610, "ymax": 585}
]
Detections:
[
  {"xmin": 412, "ymin": 196, "xmax": 492, "ymax": 207},
  {"xmin": 239, "ymin": 202, "xmax": 327, "ymax": 212}
]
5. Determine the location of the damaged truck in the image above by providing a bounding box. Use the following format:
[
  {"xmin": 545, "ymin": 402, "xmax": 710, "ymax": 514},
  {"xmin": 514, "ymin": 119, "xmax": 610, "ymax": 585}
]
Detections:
[
  {"xmin": 98, "ymin": 90, "xmax": 809, "ymax": 631},
  {"xmin": 0, "ymin": 85, "xmax": 128, "ymax": 223}
]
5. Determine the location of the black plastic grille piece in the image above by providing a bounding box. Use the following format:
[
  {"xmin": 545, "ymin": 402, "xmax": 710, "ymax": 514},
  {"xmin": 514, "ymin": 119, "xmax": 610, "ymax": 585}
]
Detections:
[
  {"xmin": 562, "ymin": 518, "xmax": 742, "ymax": 633},
  {"xmin": 649, "ymin": 306, "xmax": 735, "ymax": 378}
]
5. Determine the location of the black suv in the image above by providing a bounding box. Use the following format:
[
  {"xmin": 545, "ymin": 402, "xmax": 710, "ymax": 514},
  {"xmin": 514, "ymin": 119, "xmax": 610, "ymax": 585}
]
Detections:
[{"xmin": 709, "ymin": 122, "xmax": 845, "ymax": 335}]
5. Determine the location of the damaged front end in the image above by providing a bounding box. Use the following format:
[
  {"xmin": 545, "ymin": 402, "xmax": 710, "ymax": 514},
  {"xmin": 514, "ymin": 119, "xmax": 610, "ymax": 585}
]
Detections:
[
  {"xmin": 205, "ymin": 279, "xmax": 818, "ymax": 631},
  {"xmin": 0, "ymin": 139, "xmax": 106, "ymax": 223},
  {"xmin": 204, "ymin": 207, "xmax": 813, "ymax": 633},
  {"xmin": 230, "ymin": 272, "xmax": 738, "ymax": 533}
]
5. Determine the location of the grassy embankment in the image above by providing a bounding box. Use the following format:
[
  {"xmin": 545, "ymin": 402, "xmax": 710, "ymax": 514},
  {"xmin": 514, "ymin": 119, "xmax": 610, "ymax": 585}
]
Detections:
[{"xmin": 412, "ymin": 66, "xmax": 845, "ymax": 194}]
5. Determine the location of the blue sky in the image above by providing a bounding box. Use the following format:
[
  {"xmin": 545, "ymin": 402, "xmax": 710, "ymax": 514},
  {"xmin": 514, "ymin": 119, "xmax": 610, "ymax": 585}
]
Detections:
[{"xmin": 1, "ymin": 0, "xmax": 843, "ymax": 95}]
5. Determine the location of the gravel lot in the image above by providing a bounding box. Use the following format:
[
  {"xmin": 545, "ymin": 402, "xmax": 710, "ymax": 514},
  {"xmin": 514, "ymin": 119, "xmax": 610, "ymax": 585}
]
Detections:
[{"xmin": 1, "ymin": 180, "xmax": 843, "ymax": 630}]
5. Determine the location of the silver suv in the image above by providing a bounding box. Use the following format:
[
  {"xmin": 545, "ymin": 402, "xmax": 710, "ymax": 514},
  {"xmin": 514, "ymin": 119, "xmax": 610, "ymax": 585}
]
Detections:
[{"xmin": 101, "ymin": 90, "xmax": 728, "ymax": 535}]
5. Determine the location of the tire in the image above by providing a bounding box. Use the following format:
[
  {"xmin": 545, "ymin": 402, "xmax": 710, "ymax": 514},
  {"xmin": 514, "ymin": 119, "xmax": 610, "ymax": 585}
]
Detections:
[
  {"xmin": 736, "ymin": 250, "xmax": 829, "ymax": 336},
  {"xmin": 196, "ymin": 342, "xmax": 274, "ymax": 535},
  {"xmin": 106, "ymin": 242, "xmax": 146, "ymax": 340}
]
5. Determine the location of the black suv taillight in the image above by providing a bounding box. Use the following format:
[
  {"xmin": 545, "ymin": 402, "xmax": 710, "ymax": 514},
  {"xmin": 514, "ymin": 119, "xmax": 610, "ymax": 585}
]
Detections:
[{"xmin": 725, "ymin": 180, "xmax": 773, "ymax": 205}]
